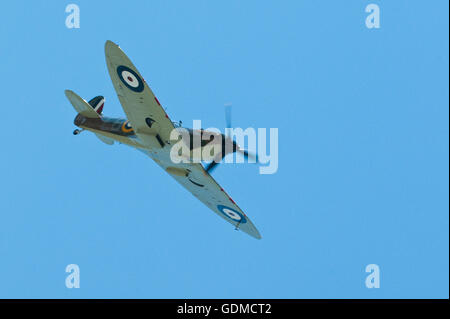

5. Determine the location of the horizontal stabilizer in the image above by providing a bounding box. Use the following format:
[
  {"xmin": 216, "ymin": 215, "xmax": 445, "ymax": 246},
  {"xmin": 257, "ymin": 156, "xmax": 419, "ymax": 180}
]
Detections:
[{"xmin": 65, "ymin": 90, "xmax": 101, "ymax": 118}]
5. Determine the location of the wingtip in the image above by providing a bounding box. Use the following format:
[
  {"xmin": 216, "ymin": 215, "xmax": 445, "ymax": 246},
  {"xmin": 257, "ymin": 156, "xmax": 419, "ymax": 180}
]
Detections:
[
  {"xmin": 105, "ymin": 40, "xmax": 116, "ymax": 47},
  {"xmin": 104, "ymin": 40, "xmax": 119, "ymax": 54},
  {"xmin": 246, "ymin": 227, "xmax": 262, "ymax": 240}
]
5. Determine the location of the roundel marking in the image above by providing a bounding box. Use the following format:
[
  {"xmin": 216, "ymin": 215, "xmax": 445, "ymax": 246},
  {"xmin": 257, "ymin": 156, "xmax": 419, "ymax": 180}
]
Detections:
[
  {"xmin": 217, "ymin": 205, "xmax": 247, "ymax": 224},
  {"xmin": 121, "ymin": 120, "xmax": 134, "ymax": 133},
  {"xmin": 116, "ymin": 65, "xmax": 144, "ymax": 92}
]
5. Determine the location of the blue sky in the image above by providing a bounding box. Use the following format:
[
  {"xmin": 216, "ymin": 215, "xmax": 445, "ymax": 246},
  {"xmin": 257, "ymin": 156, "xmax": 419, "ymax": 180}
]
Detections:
[{"xmin": 0, "ymin": 0, "xmax": 448, "ymax": 298}]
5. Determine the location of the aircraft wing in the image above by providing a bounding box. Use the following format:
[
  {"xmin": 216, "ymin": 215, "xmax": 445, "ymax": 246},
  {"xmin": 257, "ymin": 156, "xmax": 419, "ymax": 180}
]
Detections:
[
  {"xmin": 105, "ymin": 40, "xmax": 261, "ymax": 239},
  {"xmin": 104, "ymin": 40, "xmax": 175, "ymax": 147},
  {"xmin": 138, "ymin": 149, "xmax": 262, "ymax": 239}
]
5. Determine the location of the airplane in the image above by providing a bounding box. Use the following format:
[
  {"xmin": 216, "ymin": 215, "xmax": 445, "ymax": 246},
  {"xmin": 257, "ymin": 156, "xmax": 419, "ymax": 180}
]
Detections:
[{"xmin": 65, "ymin": 40, "xmax": 261, "ymax": 239}]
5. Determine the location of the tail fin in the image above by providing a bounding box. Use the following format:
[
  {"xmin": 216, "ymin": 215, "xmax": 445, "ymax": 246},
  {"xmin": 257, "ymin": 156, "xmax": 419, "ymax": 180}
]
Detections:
[{"xmin": 88, "ymin": 96, "xmax": 105, "ymax": 115}]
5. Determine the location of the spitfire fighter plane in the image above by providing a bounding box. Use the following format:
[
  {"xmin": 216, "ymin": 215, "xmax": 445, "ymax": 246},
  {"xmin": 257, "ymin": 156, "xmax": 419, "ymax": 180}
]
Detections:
[{"xmin": 65, "ymin": 40, "xmax": 261, "ymax": 239}]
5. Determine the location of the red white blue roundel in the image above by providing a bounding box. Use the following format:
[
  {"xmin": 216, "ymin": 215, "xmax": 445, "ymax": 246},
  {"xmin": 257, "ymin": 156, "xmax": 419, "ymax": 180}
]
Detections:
[
  {"xmin": 217, "ymin": 205, "xmax": 247, "ymax": 224},
  {"xmin": 117, "ymin": 65, "xmax": 144, "ymax": 92}
]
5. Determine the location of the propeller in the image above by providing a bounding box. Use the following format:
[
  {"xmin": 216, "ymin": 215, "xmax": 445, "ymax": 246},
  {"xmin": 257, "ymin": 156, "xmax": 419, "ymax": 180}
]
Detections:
[
  {"xmin": 225, "ymin": 103, "xmax": 232, "ymax": 129},
  {"xmin": 205, "ymin": 104, "xmax": 258, "ymax": 173},
  {"xmin": 238, "ymin": 149, "xmax": 258, "ymax": 162}
]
